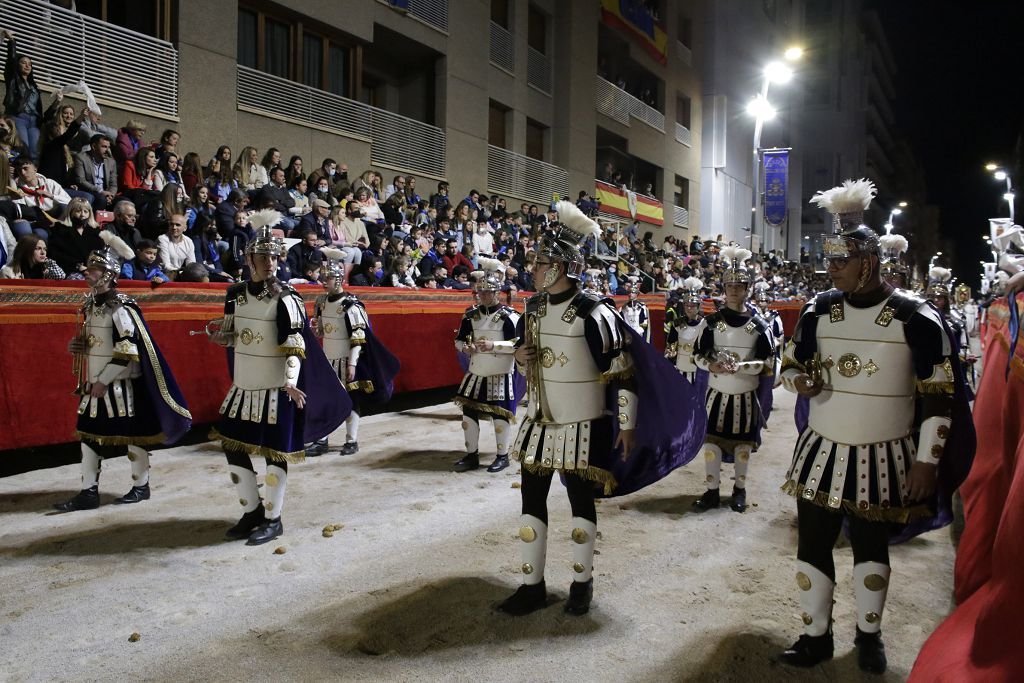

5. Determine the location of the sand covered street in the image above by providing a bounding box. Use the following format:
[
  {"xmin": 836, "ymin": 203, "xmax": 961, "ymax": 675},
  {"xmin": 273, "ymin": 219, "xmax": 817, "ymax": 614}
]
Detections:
[{"xmin": 0, "ymin": 389, "xmax": 955, "ymax": 682}]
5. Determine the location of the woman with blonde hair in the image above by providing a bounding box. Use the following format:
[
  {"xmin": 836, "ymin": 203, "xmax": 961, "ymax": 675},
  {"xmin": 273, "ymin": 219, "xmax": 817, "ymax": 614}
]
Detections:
[
  {"xmin": 47, "ymin": 196, "xmax": 102, "ymax": 276},
  {"xmin": 233, "ymin": 145, "xmax": 268, "ymax": 191}
]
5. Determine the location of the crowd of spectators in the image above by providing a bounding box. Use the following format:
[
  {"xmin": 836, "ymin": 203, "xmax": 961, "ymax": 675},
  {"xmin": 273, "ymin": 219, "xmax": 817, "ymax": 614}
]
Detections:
[{"xmin": 0, "ymin": 28, "xmax": 826, "ymax": 301}]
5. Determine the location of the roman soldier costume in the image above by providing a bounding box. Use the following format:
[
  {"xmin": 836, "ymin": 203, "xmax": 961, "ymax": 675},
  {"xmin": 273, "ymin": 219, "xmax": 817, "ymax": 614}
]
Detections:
[
  {"xmin": 619, "ymin": 275, "xmax": 650, "ymax": 342},
  {"xmin": 55, "ymin": 232, "xmax": 192, "ymax": 512},
  {"xmin": 665, "ymin": 276, "xmax": 706, "ymax": 386}
]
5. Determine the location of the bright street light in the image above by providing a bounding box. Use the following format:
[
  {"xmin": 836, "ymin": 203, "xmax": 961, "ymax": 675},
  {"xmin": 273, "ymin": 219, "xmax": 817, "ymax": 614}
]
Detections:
[
  {"xmin": 898, "ymin": 201, "xmax": 908, "ymax": 208},
  {"xmin": 747, "ymin": 95, "xmax": 776, "ymax": 120},
  {"xmin": 892, "ymin": 208, "xmax": 903, "ymax": 216},
  {"xmin": 995, "ymin": 170, "xmax": 1008, "ymax": 181},
  {"xmin": 764, "ymin": 61, "xmax": 793, "ymax": 84},
  {"xmin": 1004, "ymin": 192, "xmax": 1015, "ymax": 203},
  {"xmin": 985, "ymin": 163, "xmax": 999, "ymax": 171},
  {"xmin": 784, "ymin": 46, "xmax": 803, "ymax": 61}
]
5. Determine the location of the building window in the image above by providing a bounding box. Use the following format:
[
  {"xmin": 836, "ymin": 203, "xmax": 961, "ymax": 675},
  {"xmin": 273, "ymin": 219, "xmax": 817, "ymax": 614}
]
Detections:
[
  {"xmin": 328, "ymin": 44, "xmax": 348, "ymax": 97},
  {"xmin": 489, "ymin": 101, "xmax": 509, "ymax": 149},
  {"xmin": 491, "ymin": 0, "xmax": 511, "ymax": 29},
  {"xmin": 264, "ymin": 18, "xmax": 291, "ymax": 78},
  {"xmin": 676, "ymin": 92, "xmax": 691, "ymax": 128},
  {"xmin": 677, "ymin": 15, "xmax": 692, "ymax": 48},
  {"xmin": 238, "ymin": 9, "xmax": 258, "ymax": 68},
  {"xmin": 526, "ymin": 118, "xmax": 546, "ymax": 161},
  {"xmin": 75, "ymin": 0, "xmax": 175, "ymax": 41},
  {"xmin": 528, "ymin": 4, "xmax": 547, "ymax": 54},
  {"xmin": 303, "ymin": 33, "xmax": 323, "ymax": 88},
  {"xmin": 674, "ymin": 175, "xmax": 689, "ymax": 210}
]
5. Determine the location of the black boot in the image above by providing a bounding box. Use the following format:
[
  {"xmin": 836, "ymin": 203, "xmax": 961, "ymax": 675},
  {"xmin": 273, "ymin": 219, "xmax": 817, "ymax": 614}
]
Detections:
[
  {"xmin": 305, "ymin": 439, "xmax": 329, "ymax": 458},
  {"xmin": 54, "ymin": 486, "xmax": 100, "ymax": 512},
  {"xmin": 225, "ymin": 504, "xmax": 266, "ymax": 540},
  {"xmin": 854, "ymin": 628, "xmax": 887, "ymax": 674},
  {"xmin": 114, "ymin": 484, "xmax": 151, "ymax": 504},
  {"xmin": 452, "ymin": 452, "xmax": 479, "ymax": 472},
  {"xmin": 339, "ymin": 441, "xmax": 359, "ymax": 456},
  {"xmin": 779, "ymin": 631, "xmax": 834, "ymax": 667},
  {"xmin": 496, "ymin": 581, "xmax": 547, "ymax": 616},
  {"xmin": 730, "ymin": 486, "xmax": 747, "ymax": 513},
  {"xmin": 692, "ymin": 488, "xmax": 720, "ymax": 511},
  {"xmin": 564, "ymin": 579, "xmax": 594, "ymax": 615},
  {"xmin": 246, "ymin": 518, "xmax": 284, "ymax": 546},
  {"xmin": 486, "ymin": 454, "xmax": 510, "ymax": 473}
]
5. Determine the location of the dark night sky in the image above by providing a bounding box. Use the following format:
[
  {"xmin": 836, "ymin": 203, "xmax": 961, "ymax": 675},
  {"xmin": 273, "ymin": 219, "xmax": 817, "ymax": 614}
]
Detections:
[{"xmin": 867, "ymin": 0, "xmax": 1024, "ymax": 287}]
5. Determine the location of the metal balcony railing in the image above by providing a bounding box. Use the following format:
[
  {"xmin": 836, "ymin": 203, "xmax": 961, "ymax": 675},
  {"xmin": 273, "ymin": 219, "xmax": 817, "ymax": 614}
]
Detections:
[
  {"xmin": 676, "ymin": 41, "xmax": 692, "ymax": 67},
  {"xmin": 0, "ymin": 0, "xmax": 179, "ymax": 118},
  {"xmin": 675, "ymin": 122, "xmax": 692, "ymax": 147},
  {"xmin": 237, "ymin": 66, "xmax": 446, "ymax": 179},
  {"xmin": 527, "ymin": 47, "xmax": 551, "ymax": 95},
  {"xmin": 487, "ymin": 145, "xmax": 568, "ymax": 206},
  {"xmin": 594, "ymin": 76, "xmax": 664, "ymax": 132},
  {"xmin": 378, "ymin": 0, "xmax": 449, "ymax": 33},
  {"xmin": 489, "ymin": 22, "xmax": 515, "ymax": 73},
  {"xmin": 673, "ymin": 205, "xmax": 690, "ymax": 228}
]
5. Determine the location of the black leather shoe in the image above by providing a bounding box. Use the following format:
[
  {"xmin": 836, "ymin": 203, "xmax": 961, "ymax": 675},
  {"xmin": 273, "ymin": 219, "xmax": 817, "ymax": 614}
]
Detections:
[
  {"xmin": 225, "ymin": 504, "xmax": 266, "ymax": 540},
  {"xmin": 497, "ymin": 581, "xmax": 547, "ymax": 616},
  {"xmin": 452, "ymin": 452, "xmax": 479, "ymax": 472},
  {"xmin": 339, "ymin": 441, "xmax": 359, "ymax": 456},
  {"xmin": 564, "ymin": 579, "xmax": 594, "ymax": 615},
  {"xmin": 730, "ymin": 486, "xmax": 747, "ymax": 513},
  {"xmin": 855, "ymin": 628, "xmax": 887, "ymax": 674},
  {"xmin": 779, "ymin": 632, "xmax": 834, "ymax": 667},
  {"xmin": 486, "ymin": 454, "xmax": 510, "ymax": 473},
  {"xmin": 54, "ymin": 486, "xmax": 100, "ymax": 512},
  {"xmin": 305, "ymin": 439, "xmax": 329, "ymax": 458},
  {"xmin": 692, "ymin": 488, "xmax": 721, "ymax": 511},
  {"xmin": 246, "ymin": 518, "xmax": 284, "ymax": 546},
  {"xmin": 113, "ymin": 484, "xmax": 151, "ymax": 504}
]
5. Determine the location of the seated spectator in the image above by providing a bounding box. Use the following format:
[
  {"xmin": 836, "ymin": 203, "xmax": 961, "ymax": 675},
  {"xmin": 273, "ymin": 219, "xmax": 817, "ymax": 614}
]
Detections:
[
  {"xmin": 284, "ymin": 155, "xmax": 305, "ymax": 187},
  {"xmin": 417, "ymin": 273, "xmax": 436, "ymax": 288},
  {"xmin": 69, "ymin": 107, "xmax": 117, "ymax": 152},
  {"xmin": 233, "ymin": 145, "xmax": 268, "ymax": 192},
  {"xmin": 114, "ymin": 119, "xmax": 147, "ymax": 167},
  {"xmin": 430, "ymin": 181, "xmax": 450, "ymax": 213},
  {"xmin": 205, "ymin": 145, "xmax": 232, "ymax": 181},
  {"xmin": 0, "ymin": 234, "xmax": 64, "ymax": 279},
  {"xmin": 0, "ymin": 115, "xmax": 26, "ymax": 164},
  {"xmin": 207, "ymin": 152, "xmax": 238, "ymax": 203},
  {"xmin": 448, "ymin": 264, "xmax": 472, "ymax": 290},
  {"xmin": 12, "ymin": 156, "xmax": 71, "ymax": 238},
  {"xmin": 120, "ymin": 237, "xmax": 168, "ymax": 283},
  {"xmin": 287, "ymin": 176, "xmax": 312, "ymax": 220},
  {"xmin": 285, "ymin": 227, "xmax": 323, "ymax": 277},
  {"xmin": 176, "ymin": 261, "xmax": 210, "ymax": 283},
  {"xmin": 156, "ymin": 213, "xmax": 195, "ymax": 279},
  {"xmin": 472, "ymin": 220, "xmax": 494, "ymax": 257},
  {"xmin": 186, "ymin": 184, "xmax": 215, "ymax": 233},
  {"xmin": 260, "ymin": 147, "xmax": 281, "ymax": 179},
  {"xmin": 383, "ymin": 174, "xmax": 405, "ymax": 201},
  {"xmin": 326, "ymin": 204, "xmax": 364, "ymax": 267},
  {"xmin": 190, "ymin": 214, "xmax": 231, "ymax": 282},
  {"xmin": 257, "ymin": 167, "xmax": 298, "ymax": 231},
  {"xmin": 215, "ymin": 188, "xmax": 248, "ymax": 239},
  {"xmin": 306, "ymin": 158, "xmax": 347, "ymax": 199},
  {"xmin": 47, "ymin": 196, "xmax": 103, "ymax": 277},
  {"xmin": 442, "ymin": 238, "xmax": 472, "ymax": 273},
  {"xmin": 156, "ymin": 151, "xmax": 182, "ymax": 188},
  {"xmin": 404, "ymin": 175, "xmax": 421, "ymax": 206},
  {"xmin": 295, "ymin": 197, "xmax": 331, "ymax": 247},
  {"xmin": 382, "ymin": 255, "xmax": 415, "ymax": 288},
  {"xmin": 72, "ymin": 134, "xmax": 117, "ymax": 210},
  {"xmin": 308, "ymin": 174, "xmax": 338, "ymax": 208},
  {"xmin": 349, "ymin": 258, "xmax": 381, "ymax": 287},
  {"xmin": 381, "ymin": 190, "xmax": 405, "ymax": 228},
  {"xmin": 121, "ymin": 146, "xmax": 163, "ymax": 199},
  {"xmin": 352, "ymin": 185, "xmax": 384, "ymax": 225},
  {"xmin": 290, "ymin": 262, "xmax": 321, "ymax": 286},
  {"xmin": 224, "ymin": 208, "xmax": 254, "ymax": 278},
  {"xmin": 104, "ymin": 199, "xmax": 142, "ymax": 250},
  {"xmin": 180, "ymin": 151, "xmax": 204, "ymax": 195},
  {"xmin": 151, "ymin": 128, "xmax": 180, "ymax": 165},
  {"xmin": 139, "ymin": 182, "xmax": 185, "ymax": 239}
]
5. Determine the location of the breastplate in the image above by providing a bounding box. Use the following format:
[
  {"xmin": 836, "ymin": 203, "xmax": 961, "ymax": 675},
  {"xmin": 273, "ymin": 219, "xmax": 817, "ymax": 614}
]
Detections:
[
  {"xmin": 85, "ymin": 306, "xmax": 115, "ymax": 380},
  {"xmin": 233, "ymin": 294, "xmax": 286, "ymax": 390},
  {"xmin": 708, "ymin": 320, "xmax": 760, "ymax": 393},
  {"xmin": 621, "ymin": 303, "xmax": 645, "ymax": 335},
  {"xmin": 321, "ymin": 301, "xmax": 350, "ymax": 362},
  {"xmin": 675, "ymin": 322, "xmax": 702, "ymax": 373},
  {"xmin": 808, "ymin": 297, "xmax": 915, "ymax": 443},
  {"xmin": 468, "ymin": 311, "xmax": 516, "ymax": 376}
]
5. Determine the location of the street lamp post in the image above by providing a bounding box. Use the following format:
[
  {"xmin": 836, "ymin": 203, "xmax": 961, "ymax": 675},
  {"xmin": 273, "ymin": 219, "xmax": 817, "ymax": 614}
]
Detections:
[{"xmin": 986, "ymin": 164, "xmax": 1015, "ymax": 222}]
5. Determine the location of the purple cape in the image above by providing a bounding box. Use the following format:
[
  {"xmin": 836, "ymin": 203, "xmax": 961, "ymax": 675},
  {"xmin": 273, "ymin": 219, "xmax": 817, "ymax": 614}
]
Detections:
[
  {"xmin": 355, "ymin": 328, "xmax": 401, "ymax": 405},
  {"xmin": 127, "ymin": 301, "xmax": 192, "ymax": 445},
  {"xmin": 602, "ymin": 323, "xmax": 708, "ymax": 497}
]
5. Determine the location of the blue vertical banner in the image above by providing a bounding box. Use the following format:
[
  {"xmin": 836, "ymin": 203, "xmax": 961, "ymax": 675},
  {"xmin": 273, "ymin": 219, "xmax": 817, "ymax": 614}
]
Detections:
[{"xmin": 763, "ymin": 149, "xmax": 789, "ymax": 227}]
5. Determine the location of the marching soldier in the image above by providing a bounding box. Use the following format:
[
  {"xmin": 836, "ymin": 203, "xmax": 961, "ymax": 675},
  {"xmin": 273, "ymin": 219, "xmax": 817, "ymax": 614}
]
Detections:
[
  {"xmin": 619, "ymin": 275, "xmax": 650, "ymax": 342},
  {"xmin": 665, "ymin": 276, "xmax": 706, "ymax": 386}
]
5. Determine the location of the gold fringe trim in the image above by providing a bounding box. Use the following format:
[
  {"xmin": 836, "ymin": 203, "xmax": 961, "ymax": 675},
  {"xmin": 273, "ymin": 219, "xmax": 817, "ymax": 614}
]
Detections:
[
  {"xmin": 112, "ymin": 352, "xmax": 140, "ymax": 362},
  {"xmin": 518, "ymin": 458, "xmax": 618, "ymax": 496},
  {"xmin": 916, "ymin": 380, "xmax": 955, "ymax": 395},
  {"xmin": 346, "ymin": 379, "xmax": 376, "ymax": 393},
  {"xmin": 780, "ymin": 479, "xmax": 932, "ymax": 523},
  {"xmin": 349, "ymin": 338, "xmax": 367, "ymax": 346},
  {"xmin": 780, "ymin": 357, "xmax": 805, "ymax": 374},
  {"xmin": 452, "ymin": 396, "xmax": 517, "ymax": 422},
  {"xmin": 74, "ymin": 430, "xmax": 167, "ymax": 446},
  {"xmin": 125, "ymin": 307, "xmax": 192, "ymax": 419},
  {"xmin": 599, "ymin": 367, "xmax": 635, "ymax": 384},
  {"xmin": 279, "ymin": 346, "xmax": 306, "ymax": 358},
  {"xmin": 208, "ymin": 429, "xmax": 306, "ymax": 464}
]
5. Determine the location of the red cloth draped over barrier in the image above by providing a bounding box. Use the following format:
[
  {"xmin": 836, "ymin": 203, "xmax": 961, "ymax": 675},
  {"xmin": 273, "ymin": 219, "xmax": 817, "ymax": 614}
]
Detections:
[
  {"xmin": 910, "ymin": 300, "xmax": 1024, "ymax": 682},
  {"xmin": 0, "ymin": 281, "xmax": 804, "ymax": 452}
]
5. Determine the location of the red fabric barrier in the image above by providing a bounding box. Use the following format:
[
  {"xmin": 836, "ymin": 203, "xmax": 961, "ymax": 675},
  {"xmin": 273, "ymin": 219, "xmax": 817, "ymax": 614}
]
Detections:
[{"xmin": 910, "ymin": 301, "xmax": 1024, "ymax": 682}]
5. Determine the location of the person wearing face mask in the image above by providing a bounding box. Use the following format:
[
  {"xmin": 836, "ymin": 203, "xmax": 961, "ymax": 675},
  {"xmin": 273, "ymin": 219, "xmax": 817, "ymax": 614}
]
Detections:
[
  {"xmin": 206, "ymin": 210, "xmax": 351, "ymax": 545},
  {"xmin": 308, "ymin": 176, "xmax": 338, "ymax": 209},
  {"xmin": 777, "ymin": 179, "xmax": 975, "ymax": 674},
  {"xmin": 55, "ymin": 231, "xmax": 191, "ymax": 512},
  {"xmin": 47, "ymin": 196, "xmax": 103, "ymax": 276}
]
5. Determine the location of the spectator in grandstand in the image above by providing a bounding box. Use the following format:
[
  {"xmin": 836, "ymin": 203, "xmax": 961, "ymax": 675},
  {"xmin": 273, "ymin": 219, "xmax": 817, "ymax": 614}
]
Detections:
[
  {"xmin": 0, "ymin": 234, "xmax": 64, "ymax": 279},
  {"xmin": 463, "ymin": 189, "xmax": 481, "ymax": 213},
  {"xmin": 284, "ymin": 155, "xmax": 305, "ymax": 187},
  {"xmin": 233, "ymin": 145, "xmax": 268, "ymax": 193},
  {"xmin": 114, "ymin": 119, "xmax": 147, "ymax": 168},
  {"xmin": 296, "ymin": 197, "xmax": 330, "ymax": 246},
  {"xmin": 257, "ymin": 167, "xmax": 298, "ymax": 231},
  {"xmin": 11, "ymin": 156, "xmax": 70, "ymax": 237},
  {"xmin": 37, "ymin": 99, "xmax": 83, "ymax": 188},
  {"xmin": 404, "ymin": 175, "xmax": 421, "ymax": 206},
  {"xmin": 351, "ymin": 185, "xmax": 384, "ymax": 228},
  {"xmin": 381, "ymin": 190, "xmax": 406, "ymax": 229},
  {"xmin": 186, "ymin": 184, "xmax": 214, "ymax": 232},
  {"xmin": 442, "ymin": 238, "xmax": 472, "ymax": 273},
  {"xmin": 215, "ymin": 188, "xmax": 248, "ymax": 238},
  {"xmin": 207, "ymin": 151, "xmax": 238, "ymax": 203},
  {"xmin": 382, "ymin": 255, "xmax": 415, "ymax": 288},
  {"xmin": 383, "ymin": 174, "xmax": 406, "ymax": 201},
  {"xmin": 325, "ymin": 204, "xmax": 362, "ymax": 273},
  {"xmin": 47, "ymin": 196, "xmax": 102, "ymax": 276},
  {"xmin": 260, "ymin": 147, "xmax": 281, "ymax": 177},
  {"xmin": 156, "ymin": 152, "xmax": 182, "ymax": 188},
  {"xmin": 179, "ymin": 151, "xmax": 203, "ymax": 194},
  {"xmin": 472, "ymin": 220, "xmax": 494, "ymax": 258},
  {"xmin": 308, "ymin": 174, "xmax": 338, "ymax": 208},
  {"xmin": 176, "ymin": 261, "xmax": 210, "ymax": 283},
  {"xmin": 0, "ymin": 115, "xmax": 25, "ymax": 163},
  {"xmin": 156, "ymin": 213, "xmax": 195, "ymax": 279},
  {"xmin": 120, "ymin": 237, "xmax": 168, "ymax": 283},
  {"xmin": 205, "ymin": 145, "xmax": 232, "ymax": 180},
  {"xmin": 152, "ymin": 129, "xmax": 179, "ymax": 164},
  {"xmin": 121, "ymin": 146, "xmax": 163, "ymax": 200},
  {"xmin": 449, "ymin": 264, "xmax": 472, "ymax": 290},
  {"xmin": 285, "ymin": 226, "xmax": 323, "ymax": 277},
  {"xmin": 2, "ymin": 31, "xmax": 43, "ymax": 160},
  {"xmin": 190, "ymin": 213, "xmax": 230, "ymax": 282},
  {"xmin": 306, "ymin": 158, "xmax": 341, "ymax": 198},
  {"xmin": 104, "ymin": 200, "xmax": 142, "ymax": 250},
  {"xmin": 287, "ymin": 176, "xmax": 312, "ymax": 220},
  {"xmin": 138, "ymin": 182, "xmax": 184, "ymax": 239},
  {"xmin": 224, "ymin": 207, "xmax": 254, "ymax": 278},
  {"xmin": 349, "ymin": 258, "xmax": 380, "ymax": 287},
  {"xmin": 430, "ymin": 181, "xmax": 450, "ymax": 213},
  {"xmin": 73, "ymin": 134, "xmax": 117, "ymax": 210}
]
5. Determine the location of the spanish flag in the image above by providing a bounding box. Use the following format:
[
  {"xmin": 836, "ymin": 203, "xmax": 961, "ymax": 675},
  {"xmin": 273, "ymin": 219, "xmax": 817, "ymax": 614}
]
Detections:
[
  {"xmin": 595, "ymin": 180, "xmax": 664, "ymax": 226},
  {"xmin": 600, "ymin": 0, "xmax": 669, "ymax": 66}
]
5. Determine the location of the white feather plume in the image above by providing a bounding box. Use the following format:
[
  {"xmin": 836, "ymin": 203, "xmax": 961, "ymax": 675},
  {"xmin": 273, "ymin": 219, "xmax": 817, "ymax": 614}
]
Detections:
[
  {"xmin": 477, "ymin": 256, "xmax": 504, "ymax": 274},
  {"xmin": 808, "ymin": 178, "xmax": 877, "ymax": 213},
  {"xmin": 682, "ymin": 276, "xmax": 703, "ymax": 290},
  {"xmin": 995, "ymin": 271, "xmax": 1010, "ymax": 283},
  {"xmin": 320, "ymin": 247, "xmax": 345, "ymax": 262},
  {"xmin": 879, "ymin": 234, "xmax": 908, "ymax": 254},
  {"xmin": 99, "ymin": 229, "xmax": 135, "ymax": 260},
  {"xmin": 720, "ymin": 244, "xmax": 751, "ymax": 267},
  {"xmin": 248, "ymin": 209, "xmax": 283, "ymax": 231},
  {"xmin": 555, "ymin": 200, "xmax": 602, "ymax": 240},
  {"xmin": 753, "ymin": 280, "xmax": 770, "ymax": 292},
  {"xmin": 929, "ymin": 266, "xmax": 951, "ymax": 283}
]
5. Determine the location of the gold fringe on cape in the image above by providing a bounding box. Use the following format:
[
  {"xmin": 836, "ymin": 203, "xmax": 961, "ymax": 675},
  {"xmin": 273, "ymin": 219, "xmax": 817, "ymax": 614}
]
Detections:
[
  {"xmin": 74, "ymin": 431, "xmax": 167, "ymax": 447},
  {"xmin": 518, "ymin": 458, "xmax": 618, "ymax": 495},
  {"xmin": 452, "ymin": 395, "xmax": 517, "ymax": 422},
  {"xmin": 209, "ymin": 429, "xmax": 306, "ymax": 463},
  {"xmin": 346, "ymin": 379, "xmax": 376, "ymax": 394},
  {"xmin": 780, "ymin": 479, "xmax": 932, "ymax": 523}
]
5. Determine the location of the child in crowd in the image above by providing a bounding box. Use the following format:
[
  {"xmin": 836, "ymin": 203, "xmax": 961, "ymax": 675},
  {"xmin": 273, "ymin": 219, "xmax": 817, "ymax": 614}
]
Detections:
[{"xmin": 120, "ymin": 238, "xmax": 168, "ymax": 283}]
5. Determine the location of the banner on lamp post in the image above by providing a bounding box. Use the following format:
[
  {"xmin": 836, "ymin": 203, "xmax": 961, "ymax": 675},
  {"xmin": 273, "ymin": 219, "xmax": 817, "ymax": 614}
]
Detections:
[{"xmin": 763, "ymin": 148, "xmax": 790, "ymax": 227}]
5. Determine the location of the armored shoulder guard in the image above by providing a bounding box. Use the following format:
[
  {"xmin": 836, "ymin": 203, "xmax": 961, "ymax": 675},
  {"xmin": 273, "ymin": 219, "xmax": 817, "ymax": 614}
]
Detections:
[
  {"xmin": 226, "ymin": 282, "xmax": 248, "ymax": 302},
  {"xmin": 569, "ymin": 288, "xmax": 614, "ymax": 321},
  {"xmin": 812, "ymin": 289, "xmax": 844, "ymax": 317},
  {"xmin": 524, "ymin": 293, "xmax": 545, "ymax": 315},
  {"xmin": 884, "ymin": 289, "xmax": 928, "ymax": 324}
]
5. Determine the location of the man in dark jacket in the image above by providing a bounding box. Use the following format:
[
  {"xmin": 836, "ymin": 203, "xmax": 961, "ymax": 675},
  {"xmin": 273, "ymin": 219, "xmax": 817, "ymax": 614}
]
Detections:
[
  {"xmin": 73, "ymin": 134, "xmax": 118, "ymax": 209},
  {"xmin": 296, "ymin": 198, "xmax": 331, "ymax": 246},
  {"xmin": 286, "ymin": 227, "xmax": 323, "ymax": 278},
  {"xmin": 103, "ymin": 200, "xmax": 143, "ymax": 251},
  {"xmin": 215, "ymin": 189, "xmax": 248, "ymax": 239},
  {"xmin": 258, "ymin": 167, "xmax": 298, "ymax": 231}
]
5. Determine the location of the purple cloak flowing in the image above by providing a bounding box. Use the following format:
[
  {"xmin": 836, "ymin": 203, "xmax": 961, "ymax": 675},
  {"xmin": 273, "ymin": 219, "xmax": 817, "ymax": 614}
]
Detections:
[
  {"xmin": 354, "ymin": 328, "xmax": 401, "ymax": 405},
  {"xmin": 126, "ymin": 302, "xmax": 192, "ymax": 445},
  {"xmin": 601, "ymin": 323, "xmax": 708, "ymax": 497}
]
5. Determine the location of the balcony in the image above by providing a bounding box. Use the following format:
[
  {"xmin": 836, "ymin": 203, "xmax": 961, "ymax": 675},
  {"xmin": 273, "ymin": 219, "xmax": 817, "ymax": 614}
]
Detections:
[
  {"xmin": 676, "ymin": 41, "xmax": 692, "ymax": 67},
  {"xmin": 674, "ymin": 122, "xmax": 692, "ymax": 147},
  {"xmin": 594, "ymin": 76, "xmax": 665, "ymax": 132},
  {"xmin": 237, "ymin": 66, "xmax": 446, "ymax": 179},
  {"xmin": 673, "ymin": 205, "xmax": 689, "ymax": 228},
  {"xmin": 489, "ymin": 22, "xmax": 515, "ymax": 73},
  {"xmin": 527, "ymin": 47, "xmax": 552, "ymax": 95},
  {"xmin": 487, "ymin": 145, "xmax": 568, "ymax": 206},
  {"xmin": 0, "ymin": 0, "xmax": 178, "ymax": 118},
  {"xmin": 378, "ymin": 0, "xmax": 449, "ymax": 33}
]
